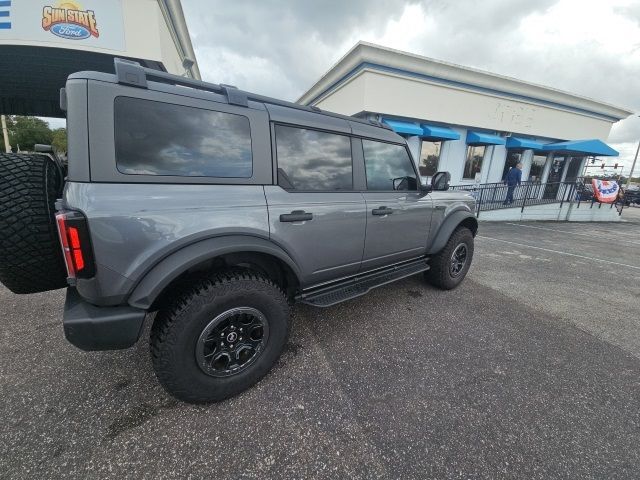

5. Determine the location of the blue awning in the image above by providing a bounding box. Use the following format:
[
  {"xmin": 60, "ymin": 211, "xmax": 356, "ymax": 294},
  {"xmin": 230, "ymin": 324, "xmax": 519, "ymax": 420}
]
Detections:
[
  {"xmin": 420, "ymin": 124, "xmax": 460, "ymax": 141},
  {"xmin": 505, "ymin": 136, "xmax": 544, "ymax": 150},
  {"xmin": 466, "ymin": 131, "xmax": 506, "ymax": 146},
  {"xmin": 541, "ymin": 139, "xmax": 619, "ymax": 157},
  {"xmin": 382, "ymin": 119, "xmax": 423, "ymax": 136}
]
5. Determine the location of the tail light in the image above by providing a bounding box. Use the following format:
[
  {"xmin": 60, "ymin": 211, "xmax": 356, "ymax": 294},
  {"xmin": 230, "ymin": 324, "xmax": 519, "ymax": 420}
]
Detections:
[{"xmin": 55, "ymin": 211, "xmax": 95, "ymax": 280}]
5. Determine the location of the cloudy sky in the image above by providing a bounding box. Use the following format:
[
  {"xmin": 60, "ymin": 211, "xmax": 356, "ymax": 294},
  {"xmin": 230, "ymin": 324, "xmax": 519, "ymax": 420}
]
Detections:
[{"xmin": 181, "ymin": 0, "xmax": 640, "ymax": 173}]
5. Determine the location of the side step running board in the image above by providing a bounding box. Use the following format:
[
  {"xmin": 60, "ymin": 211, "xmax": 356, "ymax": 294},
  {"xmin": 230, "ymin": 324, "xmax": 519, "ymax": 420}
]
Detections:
[{"xmin": 299, "ymin": 258, "xmax": 429, "ymax": 308}]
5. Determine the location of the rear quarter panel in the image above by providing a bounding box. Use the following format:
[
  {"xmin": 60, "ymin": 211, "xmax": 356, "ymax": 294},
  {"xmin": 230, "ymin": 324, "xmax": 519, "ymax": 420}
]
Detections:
[{"xmin": 63, "ymin": 182, "xmax": 269, "ymax": 304}]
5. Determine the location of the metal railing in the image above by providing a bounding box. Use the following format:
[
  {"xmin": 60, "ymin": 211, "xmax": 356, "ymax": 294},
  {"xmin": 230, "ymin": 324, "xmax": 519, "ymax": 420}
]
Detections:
[
  {"xmin": 450, "ymin": 181, "xmax": 577, "ymax": 217},
  {"xmin": 574, "ymin": 181, "xmax": 626, "ymax": 216}
]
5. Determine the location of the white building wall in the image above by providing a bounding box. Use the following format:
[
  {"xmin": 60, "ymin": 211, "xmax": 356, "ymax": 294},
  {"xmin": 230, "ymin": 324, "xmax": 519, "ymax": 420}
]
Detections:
[
  {"xmin": 440, "ymin": 129, "xmax": 467, "ymax": 184},
  {"xmin": 313, "ymin": 75, "xmax": 367, "ymax": 118},
  {"xmin": 484, "ymin": 145, "xmax": 506, "ymax": 184},
  {"xmin": 315, "ymin": 69, "xmax": 622, "ymax": 186},
  {"xmin": 317, "ymin": 70, "xmax": 617, "ymax": 141}
]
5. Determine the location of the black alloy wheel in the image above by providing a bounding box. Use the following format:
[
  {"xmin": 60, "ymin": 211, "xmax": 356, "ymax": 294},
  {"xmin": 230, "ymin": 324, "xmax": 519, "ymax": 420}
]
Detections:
[
  {"xmin": 449, "ymin": 243, "xmax": 468, "ymax": 278},
  {"xmin": 196, "ymin": 307, "xmax": 269, "ymax": 377}
]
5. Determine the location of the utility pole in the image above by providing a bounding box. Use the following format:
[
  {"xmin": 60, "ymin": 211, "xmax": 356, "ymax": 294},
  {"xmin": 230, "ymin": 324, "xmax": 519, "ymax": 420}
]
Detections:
[
  {"xmin": 626, "ymin": 139, "xmax": 640, "ymax": 190},
  {"xmin": 1, "ymin": 115, "xmax": 10, "ymax": 153}
]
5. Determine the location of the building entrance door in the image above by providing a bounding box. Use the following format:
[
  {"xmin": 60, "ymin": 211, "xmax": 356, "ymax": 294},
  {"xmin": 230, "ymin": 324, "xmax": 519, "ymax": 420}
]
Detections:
[
  {"xmin": 544, "ymin": 156, "xmax": 566, "ymax": 198},
  {"xmin": 565, "ymin": 156, "xmax": 583, "ymax": 183}
]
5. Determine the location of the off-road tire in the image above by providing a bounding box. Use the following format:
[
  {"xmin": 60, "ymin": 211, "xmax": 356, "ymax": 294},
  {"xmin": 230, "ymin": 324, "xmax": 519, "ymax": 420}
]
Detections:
[
  {"xmin": 0, "ymin": 153, "xmax": 67, "ymax": 294},
  {"xmin": 425, "ymin": 227, "xmax": 474, "ymax": 290},
  {"xmin": 150, "ymin": 270, "xmax": 290, "ymax": 404}
]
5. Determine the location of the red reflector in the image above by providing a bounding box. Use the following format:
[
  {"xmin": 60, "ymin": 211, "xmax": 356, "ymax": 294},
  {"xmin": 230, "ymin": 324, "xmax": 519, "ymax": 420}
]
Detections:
[
  {"xmin": 55, "ymin": 213, "xmax": 75, "ymax": 278},
  {"xmin": 68, "ymin": 227, "xmax": 81, "ymax": 249},
  {"xmin": 72, "ymin": 248, "xmax": 85, "ymax": 271},
  {"xmin": 56, "ymin": 215, "xmax": 69, "ymax": 248}
]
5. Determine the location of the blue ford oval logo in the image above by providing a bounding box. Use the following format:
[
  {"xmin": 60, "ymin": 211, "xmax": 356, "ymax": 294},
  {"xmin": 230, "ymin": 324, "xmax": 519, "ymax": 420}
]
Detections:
[{"xmin": 51, "ymin": 23, "xmax": 90, "ymax": 40}]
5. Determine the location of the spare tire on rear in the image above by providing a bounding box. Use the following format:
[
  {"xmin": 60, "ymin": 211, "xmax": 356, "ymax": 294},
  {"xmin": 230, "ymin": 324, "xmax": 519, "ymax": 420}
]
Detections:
[{"xmin": 0, "ymin": 152, "xmax": 68, "ymax": 294}]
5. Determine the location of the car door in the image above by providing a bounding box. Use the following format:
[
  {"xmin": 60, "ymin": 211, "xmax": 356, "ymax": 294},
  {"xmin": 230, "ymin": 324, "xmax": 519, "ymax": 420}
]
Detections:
[
  {"xmin": 358, "ymin": 138, "xmax": 433, "ymax": 271},
  {"xmin": 265, "ymin": 124, "xmax": 367, "ymax": 287}
]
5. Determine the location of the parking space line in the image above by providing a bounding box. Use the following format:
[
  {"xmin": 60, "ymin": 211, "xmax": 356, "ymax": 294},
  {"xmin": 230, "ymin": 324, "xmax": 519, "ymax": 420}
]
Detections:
[
  {"xmin": 504, "ymin": 223, "xmax": 640, "ymax": 246},
  {"xmin": 477, "ymin": 235, "xmax": 640, "ymax": 270}
]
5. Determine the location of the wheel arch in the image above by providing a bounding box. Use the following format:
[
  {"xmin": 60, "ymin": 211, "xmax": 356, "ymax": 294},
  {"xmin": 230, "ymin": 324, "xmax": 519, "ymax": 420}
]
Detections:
[
  {"xmin": 127, "ymin": 236, "xmax": 302, "ymax": 310},
  {"xmin": 426, "ymin": 210, "xmax": 478, "ymax": 255}
]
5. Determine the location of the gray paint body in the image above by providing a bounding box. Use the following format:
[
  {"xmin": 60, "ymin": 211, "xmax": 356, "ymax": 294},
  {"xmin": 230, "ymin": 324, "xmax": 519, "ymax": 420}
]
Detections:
[{"xmin": 62, "ymin": 71, "xmax": 477, "ymax": 310}]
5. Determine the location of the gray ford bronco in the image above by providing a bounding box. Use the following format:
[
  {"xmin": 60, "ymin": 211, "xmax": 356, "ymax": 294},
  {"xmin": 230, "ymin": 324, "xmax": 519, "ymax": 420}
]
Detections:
[{"xmin": 0, "ymin": 59, "xmax": 477, "ymax": 404}]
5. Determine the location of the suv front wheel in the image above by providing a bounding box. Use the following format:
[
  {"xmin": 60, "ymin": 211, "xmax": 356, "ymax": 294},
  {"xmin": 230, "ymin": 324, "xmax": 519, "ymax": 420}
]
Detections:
[
  {"xmin": 424, "ymin": 226, "xmax": 474, "ymax": 290},
  {"xmin": 150, "ymin": 270, "xmax": 290, "ymax": 403}
]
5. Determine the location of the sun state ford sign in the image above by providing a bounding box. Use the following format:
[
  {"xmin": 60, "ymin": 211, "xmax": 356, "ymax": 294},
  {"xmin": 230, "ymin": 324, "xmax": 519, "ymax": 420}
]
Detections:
[
  {"xmin": 42, "ymin": 4, "xmax": 100, "ymax": 40},
  {"xmin": 0, "ymin": 0, "xmax": 124, "ymax": 51}
]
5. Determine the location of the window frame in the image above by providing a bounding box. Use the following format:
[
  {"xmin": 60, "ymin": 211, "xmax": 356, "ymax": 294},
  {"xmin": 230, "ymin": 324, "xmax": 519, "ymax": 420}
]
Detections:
[
  {"xmin": 272, "ymin": 122, "xmax": 356, "ymax": 193},
  {"xmin": 529, "ymin": 153, "xmax": 548, "ymax": 182},
  {"xmin": 113, "ymin": 96, "xmax": 254, "ymax": 179},
  {"xmin": 463, "ymin": 144, "xmax": 487, "ymax": 181},
  {"xmin": 361, "ymin": 137, "xmax": 419, "ymax": 192}
]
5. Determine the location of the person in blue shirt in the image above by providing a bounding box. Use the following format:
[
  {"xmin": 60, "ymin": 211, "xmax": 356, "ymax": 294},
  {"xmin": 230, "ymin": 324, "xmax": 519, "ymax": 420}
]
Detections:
[{"xmin": 503, "ymin": 162, "xmax": 523, "ymax": 205}]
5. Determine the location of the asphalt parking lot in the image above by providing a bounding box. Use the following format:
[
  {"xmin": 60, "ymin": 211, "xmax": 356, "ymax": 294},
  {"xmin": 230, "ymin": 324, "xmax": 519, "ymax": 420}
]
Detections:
[{"xmin": 2, "ymin": 215, "xmax": 640, "ymax": 479}]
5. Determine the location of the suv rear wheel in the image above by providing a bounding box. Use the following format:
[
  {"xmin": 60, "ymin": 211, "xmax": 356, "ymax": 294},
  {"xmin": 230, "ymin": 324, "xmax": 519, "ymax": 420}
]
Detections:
[
  {"xmin": 150, "ymin": 270, "xmax": 289, "ymax": 404},
  {"xmin": 425, "ymin": 226, "xmax": 474, "ymax": 290}
]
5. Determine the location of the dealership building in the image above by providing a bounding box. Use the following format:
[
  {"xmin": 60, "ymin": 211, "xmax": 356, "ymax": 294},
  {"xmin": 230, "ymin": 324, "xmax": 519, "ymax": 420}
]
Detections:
[
  {"xmin": 298, "ymin": 42, "xmax": 633, "ymax": 187},
  {"xmin": 0, "ymin": 0, "xmax": 200, "ymax": 118}
]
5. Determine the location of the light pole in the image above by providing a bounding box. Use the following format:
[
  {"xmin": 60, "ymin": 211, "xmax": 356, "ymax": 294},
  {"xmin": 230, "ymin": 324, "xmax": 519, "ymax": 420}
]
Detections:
[{"xmin": 626, "ymin": 139, "xmax": 640, "ymax": 190}]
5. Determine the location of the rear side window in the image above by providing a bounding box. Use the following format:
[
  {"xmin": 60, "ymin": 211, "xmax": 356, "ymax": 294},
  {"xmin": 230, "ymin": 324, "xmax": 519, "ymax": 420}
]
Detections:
[
  {"xmin": 275, "ymin": 125, "xmax": 352, "ymax": 191},
  {"xmin": 362, "ymin": 140, "xmax": 417, "ymax": 191},
  {"xmin": 114, "ymin": 97, "xmax": 252, "ymax": 177}
]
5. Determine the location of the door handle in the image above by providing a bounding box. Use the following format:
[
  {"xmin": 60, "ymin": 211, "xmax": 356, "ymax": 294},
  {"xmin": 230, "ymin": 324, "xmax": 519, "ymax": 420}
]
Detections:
[
  {"xmin": 372, "ymin": 206, "xmax": 394, "ymax": 216},
  {"xmin": 279, "ymin": 210, "xmax": 313, "ymax": 222}
]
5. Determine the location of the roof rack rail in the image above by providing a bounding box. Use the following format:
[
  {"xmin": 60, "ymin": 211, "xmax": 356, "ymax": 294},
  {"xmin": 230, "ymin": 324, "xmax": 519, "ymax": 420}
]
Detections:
[
  {"xmin": 112, "ymin": 58, "xmax": 383, "ymax": 128},
  {"xmin": 368, "ymin": 119, "xmax": 393, "ymax": 131}
]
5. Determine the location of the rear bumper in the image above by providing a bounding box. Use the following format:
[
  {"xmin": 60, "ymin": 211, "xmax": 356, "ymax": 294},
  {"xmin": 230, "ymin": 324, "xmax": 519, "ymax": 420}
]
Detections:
[{"xmin": 63, "ymin": 288, "xmax": 146, "ymax": 351}]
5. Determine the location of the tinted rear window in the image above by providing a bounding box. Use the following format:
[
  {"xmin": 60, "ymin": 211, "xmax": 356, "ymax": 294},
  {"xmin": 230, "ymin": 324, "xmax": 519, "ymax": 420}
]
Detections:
[
  {"xmin": 275, "ymin": 125, "xmax": 352, "ymax": 191},
  {"xmin": 114, "ymin": 97, "xmax": 252, "ymax": 177}
]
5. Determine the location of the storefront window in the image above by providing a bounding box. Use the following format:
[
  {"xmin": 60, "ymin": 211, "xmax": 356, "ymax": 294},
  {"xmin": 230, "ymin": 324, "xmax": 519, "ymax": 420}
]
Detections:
[
  {"xmin": 463, "ymin": 145, "xmax": 486, "ymax": 180},
  {"xmin": 502, "ymin": 151, "xmax": 522, "ymax": 181},
  {"xmin": 419, "ymin": 141, "xmax": 441, "ymax": 177},
  {"xmin": 530, "ymin": 154, "xmax": 547, "ymax": 182}
]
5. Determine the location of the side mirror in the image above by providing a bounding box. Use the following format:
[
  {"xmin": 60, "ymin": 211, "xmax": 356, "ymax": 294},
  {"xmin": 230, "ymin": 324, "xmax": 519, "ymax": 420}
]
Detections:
[
  {"xmin": 392, "ymin": 176, "xmax": 418, "ymax": 191},
  {"xmin": 431, "ymin": 171, "xmax": 451, "ymax": 191},
  {"xmin": 392, "ymin": 176, "xmax": 409, "ymax": 191}
]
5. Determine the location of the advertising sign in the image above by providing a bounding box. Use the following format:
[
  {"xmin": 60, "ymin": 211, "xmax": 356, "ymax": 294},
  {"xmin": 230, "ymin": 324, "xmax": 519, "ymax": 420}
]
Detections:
[{"xmin": 0, "ymin": 0, "xmax": 125, "ymax": 51}]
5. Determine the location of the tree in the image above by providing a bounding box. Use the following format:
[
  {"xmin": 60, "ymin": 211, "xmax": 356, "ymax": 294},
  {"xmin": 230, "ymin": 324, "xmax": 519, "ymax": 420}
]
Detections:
[
  {"xmin": 51, "ymin": 128, "xmax": 67, "ymax": 154},
  {"xmin": 7, "ymin": 116, "xmax": 53, "ymax": 152}
]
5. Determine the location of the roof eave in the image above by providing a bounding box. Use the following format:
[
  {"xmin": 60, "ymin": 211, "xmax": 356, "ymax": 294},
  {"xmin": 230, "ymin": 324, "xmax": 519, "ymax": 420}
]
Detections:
[{"xmin": 297, "ymin": 41, "xmax": 634, "ymax": 121}]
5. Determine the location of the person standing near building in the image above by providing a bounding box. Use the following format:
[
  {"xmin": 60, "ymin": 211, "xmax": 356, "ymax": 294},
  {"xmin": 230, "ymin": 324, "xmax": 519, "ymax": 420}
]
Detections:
[{"xmin": 503, "ymin": 162, "xmax": 523, "ymax": 205}]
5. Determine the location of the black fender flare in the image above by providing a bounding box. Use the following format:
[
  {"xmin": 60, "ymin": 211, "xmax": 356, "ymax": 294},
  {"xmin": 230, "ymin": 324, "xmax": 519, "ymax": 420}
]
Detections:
[
  {"xmin": 426, "ymin": 210, "xmax": 478, "ymax": 255},
  {"xmin": 127, "ymin": 235, "xmax": 302, "ymax": 310}
]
